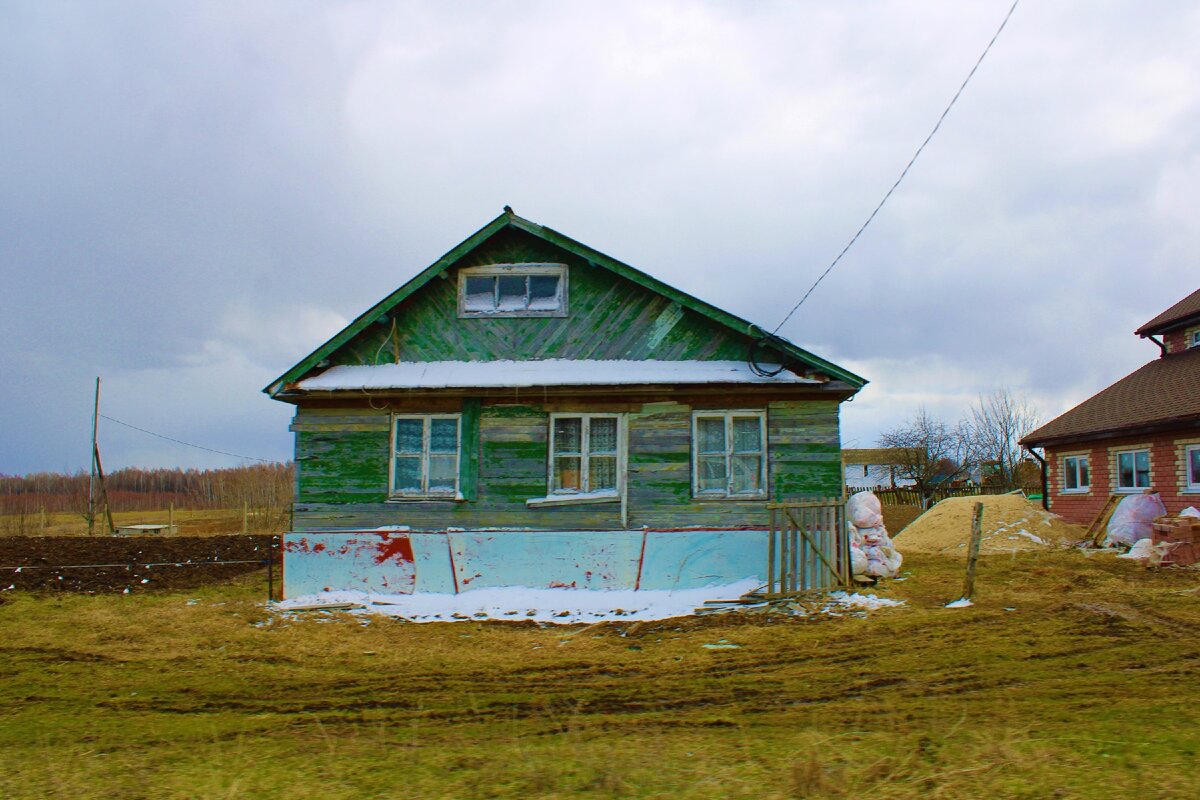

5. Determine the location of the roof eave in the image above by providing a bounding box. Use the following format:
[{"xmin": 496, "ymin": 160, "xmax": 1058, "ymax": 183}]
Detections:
[{"xmin": 1021, "ymin": 414, "xmax": 1200, "ymax": 449}]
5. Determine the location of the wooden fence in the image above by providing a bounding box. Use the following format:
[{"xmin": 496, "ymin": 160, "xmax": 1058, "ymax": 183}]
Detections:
[
  {"xmin": 851, "ymin": 485, "xmax": 1040, "ymax": 507},
  {"xmin": 763, "ymin": 498, "xmax": 849, "ymax": 597}
]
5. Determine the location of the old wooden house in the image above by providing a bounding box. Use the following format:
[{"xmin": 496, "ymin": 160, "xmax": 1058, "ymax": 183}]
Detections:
[{"xmin": 267, "ymin": 209, "xmax": 866, "ymax": 596}]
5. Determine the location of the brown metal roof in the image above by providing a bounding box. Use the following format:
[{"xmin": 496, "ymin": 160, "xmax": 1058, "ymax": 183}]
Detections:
[
  {"xmin": 842, "ymin": 448, "xmax": 920, "ymax": 465},
  {"xmin": 1021, "ymin": 346, "xmax": 1200, "ymax": 446},
  {"xmin": 1136, "ymin": 287, "xmax": 1200, "ymax": 336}
]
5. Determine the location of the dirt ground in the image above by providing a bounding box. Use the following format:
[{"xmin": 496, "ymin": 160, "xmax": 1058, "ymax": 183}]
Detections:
[{"xmin": 0, "ymin": 535, "xmax": 276, "ymax": 593}]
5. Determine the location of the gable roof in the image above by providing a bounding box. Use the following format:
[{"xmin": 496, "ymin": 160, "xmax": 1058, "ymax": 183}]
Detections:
[
  {"xmin": 265, "ymin": 209, "xmax": 867, "ymax": 395},
  {"xmin": 1020, "ymin": 346, "xmax": 1200, "ymax": 447},
  {"xmin": 1136, "ymin": 287, "xmax": 1200, "ymax": 336}
]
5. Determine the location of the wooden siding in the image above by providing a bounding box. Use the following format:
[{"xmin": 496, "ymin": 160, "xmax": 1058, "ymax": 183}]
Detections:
[
  {"xmin": 330, "ymin": 228, "xmax": 754, "ymax": 366},
  {"xmin": 291, "ymin": 395, "xmax": 842, "ymax": 531}
]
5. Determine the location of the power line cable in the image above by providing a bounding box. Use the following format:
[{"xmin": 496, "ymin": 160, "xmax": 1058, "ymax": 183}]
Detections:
[
  {"xmin": 98, "ymin": 414, "xmax": 279, "ymax": 464},
  {"xmin": 771, "ymin": 0, "xmax": 1020, "ymax": 336}
]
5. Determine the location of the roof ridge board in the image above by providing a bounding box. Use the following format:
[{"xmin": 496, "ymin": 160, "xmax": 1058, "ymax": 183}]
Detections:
[{"xmin": 266, "ymin": 210, "xmax": 867, "ymax": 395}]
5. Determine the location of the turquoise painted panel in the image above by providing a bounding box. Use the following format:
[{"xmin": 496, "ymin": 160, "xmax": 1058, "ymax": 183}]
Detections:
[{"xmin": 281, "ymin": 529, "xmax": 769, "ymax": 597}]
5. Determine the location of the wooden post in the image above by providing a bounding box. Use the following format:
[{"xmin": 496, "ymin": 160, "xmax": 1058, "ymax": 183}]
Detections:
[
  {"xmin": 168, "ymin": 502, "xmax": 175, "ymax": 535},
  {"xmin": 88, "ymin": 377, "xmax": 100, "ymax": 536},
  {"xmin": 242, "ymin": 500, "xmax": 249, "ymax": 535},
  {"xmin": 780, "ymin": 519, "xmax": 790, "ymax": 595},
  {"xmin": 962, "ymin": 501, "xmax": 984, "ymax": 601},
  {"xmin": 767, "ymin": 508, "xmax": 776, "ymax": 596}
]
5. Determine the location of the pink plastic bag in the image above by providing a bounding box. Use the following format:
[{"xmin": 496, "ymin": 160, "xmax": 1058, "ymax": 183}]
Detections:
[
  {"xmin": 847, "ymin": 491, "xmax": 884, "ymax": 530},
  {"xmin": 1104, "ymin": 493, "xmax": 1167, "ymax": 548}
]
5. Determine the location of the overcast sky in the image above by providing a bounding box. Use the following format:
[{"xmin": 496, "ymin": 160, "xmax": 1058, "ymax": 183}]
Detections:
[{"xmin": 3, "ymin": 0, "xmax": 1198, "ymax": 474}]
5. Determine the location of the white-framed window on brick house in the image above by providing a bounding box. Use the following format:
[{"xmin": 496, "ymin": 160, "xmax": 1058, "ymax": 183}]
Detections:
[
  {"xmin": 692, "ymin": 411, "xmax": 768, "ymax": 498},
  {"xmin": 1186, "ymin": 445, "xmax": 1200, "ymax": 493},
  {"xmin": 1115, "ymin": 448, "xmax": 1151, "ymax": 491},
  {"xmin": 389, "ymin": 414, "xmax": 461, "ymax": 498},
  {"xmin": 1190, "ymin": 329, "xmax": 1200, "ymax": 349},
  {"xmin": 1062, "ymin": 455, "xmax": 1090, "ymax": 493},
  {"xmin": 458, "ymin": 263, "xmax": 568, "ymax": 317}
]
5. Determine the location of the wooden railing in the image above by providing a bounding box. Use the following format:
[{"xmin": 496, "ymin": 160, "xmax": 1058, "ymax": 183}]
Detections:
[{"xmin": 763, "ymin": 498, "xmax": 849, "ymax": 597}]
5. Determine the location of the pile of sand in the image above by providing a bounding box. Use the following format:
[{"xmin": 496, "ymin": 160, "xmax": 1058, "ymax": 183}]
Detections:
[{"xmin": 895, "ymin": 494, "xmax": 1084, "ymax": 555}]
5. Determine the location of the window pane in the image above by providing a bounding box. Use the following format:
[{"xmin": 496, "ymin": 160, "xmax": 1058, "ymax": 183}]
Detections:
[
  {"xmin": 394, "ymin": 418, "xmax": 423, "ymax": 454},
  {"xmin": 1064, "ymin": 458, "xmax": 1078, "ymax": 490},
  {"xmin": 464, "ymin": 276, "xmax": 495, "ymax": 311},
  {"xmin": 427, "ymin": 455, "xmax": 456, "ymax": 492},
  {"xmin": 553, "ymin": 417, "xmax": 582, "ymax": 454},
  {"xmin": 1190, "ymin": 448, "xmax": 1200, "ymax": 485},
  {"xmin": 731, "ymin": 454, "xmax": 762, "ymax": 494},
  {"xmin": 590, "ymin": 456, "xmax": 617, "ymax": 492},
  {"xmin": 732, "ymin": 417, "xmax": 762, "ymax": 453},
  {"xmin": 430, "ymin": 418, "xmax": 458, "ymax": 453},
  {"xmin": 589, "ymin": 417, "xmax": 617, "ymax": 453},
  {"xmin": 554, "ymin": 456, "xmax": 582, "ymax": 492},
  {"xmin": 1135, "ymin": 451, "xmax": 1150, "ymax": 487},
  {"xmin": 496, "ymin": 275, "xmax": 527, "ymax": 310},
  {"xmin": 1118, "ymin": 452, "xmax": 1133, "ymax": 487},
  {"xmin": 1079, "ymin": 457, "xmax": 1089, "ymax": 487},
  {"xmin": 697, "ymin": 417, "xmax": 725, "ymax": 454},
  {"xmin": 393, "ymin": 456, "xmax": 421, "ymax": 492},
  {"xmin": 527, "ymin": 275, "xmax": 561, "ymax": 310},
  {"xmin": 697, "ymin": 455, "xmax": 727, "ymax": 493}
]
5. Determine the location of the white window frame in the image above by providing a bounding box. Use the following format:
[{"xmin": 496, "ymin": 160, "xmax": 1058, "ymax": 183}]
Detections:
[
  {"xmin": 691, "ymin": 410, "xmax": 769, "ymax": 499},
  {"xmin": 549, "ymin": 413, "xmax": 624, "ymax": 496},
  {"xmin": 528, "ymin": 413, "xmax": 625, "ymax": 507},
  {"xmin": 1190, "ymin": 328, "xmax": 1200, "ymax": 349},
  {"xmin": 388, "ymin": 413, "xmax": 462, "ymax": 499},
  {"xmin": 1062, "ymin": 455, "xmax": 1090, "ymax": 494},
  {"xmin": 1115, "ymin": 448, "xmax": 1151, "ymax": 492},
  {"xmin": 1186, "ymin": 444, "xmax": 1200, "ymax": 493},
  {"xmin": 457, "ymin": 263, "xmax": 569, "ymax": 318}
]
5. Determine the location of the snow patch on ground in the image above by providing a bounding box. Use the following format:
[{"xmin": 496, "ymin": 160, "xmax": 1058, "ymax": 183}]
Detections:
[
  {"xmin": 945, "ymin": 598, "xmax": 974, "ymax": 608},
  {"xmin": 275, "ymin": 579, "xmax": 763, "ymax": 624},
  {"xmin": 826, "ymin": 591, "xmax": 905, "ymax": 610}
]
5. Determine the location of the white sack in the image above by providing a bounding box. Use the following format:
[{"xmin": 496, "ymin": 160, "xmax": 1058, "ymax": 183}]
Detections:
[
  {"xmin": 1104, "ymin": 493, "xmax": 1167, "ymax": 548},
  {"xmin": 846, "ymin": 491, "xmax": 902, "ymax": 580},
  {"xmin": 847, "ymin": 491, "xmax": 884, "ymax": 530}
]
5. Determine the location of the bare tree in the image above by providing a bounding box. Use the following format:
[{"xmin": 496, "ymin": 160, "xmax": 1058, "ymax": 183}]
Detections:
[
  {"xmin": 968, "ymin": 389, "xmax": 1040, "ymax": 491},
  {"xmin": 878, "ymin": 407, "xmax": 976, "ymax": 509}
]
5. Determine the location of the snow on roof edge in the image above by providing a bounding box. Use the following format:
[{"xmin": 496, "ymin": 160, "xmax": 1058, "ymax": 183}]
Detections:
[{"xmin": 295, "ymin": 359, "xmax": 818, "ymax": 390}]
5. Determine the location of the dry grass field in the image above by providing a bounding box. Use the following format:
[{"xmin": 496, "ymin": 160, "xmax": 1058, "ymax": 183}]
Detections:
[
  {"xmin": 0, "ymin": 508, "xmax": 288, "ymax": 538},
  {"xmin": 2, "ymin": 549, "xmax": 1199, "ymax": 799}
]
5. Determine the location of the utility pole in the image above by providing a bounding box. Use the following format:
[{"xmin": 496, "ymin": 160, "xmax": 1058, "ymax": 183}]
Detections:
[{"xmin": 88, "ymin": 377, "xmax": 100, "ymax": 536}]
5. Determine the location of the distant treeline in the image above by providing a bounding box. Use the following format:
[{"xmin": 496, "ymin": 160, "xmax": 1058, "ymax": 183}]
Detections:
[{"xmin": 0, "ymin": 463, "xmax": 295, "ymax": 515}]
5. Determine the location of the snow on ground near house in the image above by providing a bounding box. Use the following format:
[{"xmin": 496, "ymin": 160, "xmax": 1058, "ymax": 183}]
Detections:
[
  {"xmin": 274, "ymin": 582, "xmax": 909, "ymax": 624},
  {"xmin": 276, "ymin": 579, "xmax": 764, "ymax": 624},
  {"xmin": 296, "ymin": 360, "xmax": 818, "ymax": 390},
  {"xmin": 826, "ymin": 591, "xmax": 905, "ymax": 610}
]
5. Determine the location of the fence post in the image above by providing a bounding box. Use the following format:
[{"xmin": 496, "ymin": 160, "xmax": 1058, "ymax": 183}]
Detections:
[
  {"xmin": 961, "ymin": 502, "xmax": 984, "ymax": 602},
  {"xmin": 767, "ymin": 508, "xmax": 776, "ymax": 596},
  {"xmin": 242, "ymin": 500, "xmax": 249, "ymax": 535}
]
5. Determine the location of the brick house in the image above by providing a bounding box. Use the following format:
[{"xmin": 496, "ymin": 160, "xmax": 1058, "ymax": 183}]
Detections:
[{"xmin": 1021, "ymin": 288, "xmax": 1200, "ymax": 525}]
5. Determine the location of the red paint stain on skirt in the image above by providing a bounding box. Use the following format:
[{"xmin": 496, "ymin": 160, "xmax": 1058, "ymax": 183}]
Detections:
[{"xmin": 373, "ymin": 533, "xmax": 415, "ymax": 565}]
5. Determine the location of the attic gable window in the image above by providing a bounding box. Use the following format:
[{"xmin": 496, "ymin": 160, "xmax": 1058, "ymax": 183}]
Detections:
[{"xmin": 458, "ymin": 264, "xmax": 568, "ymax": 318}]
